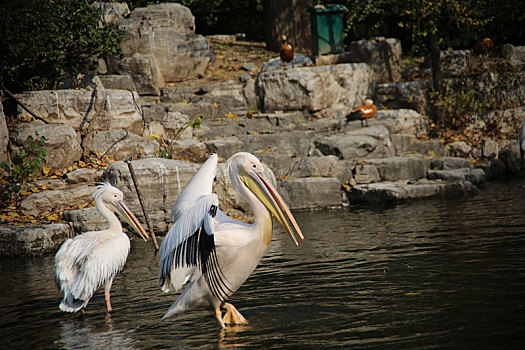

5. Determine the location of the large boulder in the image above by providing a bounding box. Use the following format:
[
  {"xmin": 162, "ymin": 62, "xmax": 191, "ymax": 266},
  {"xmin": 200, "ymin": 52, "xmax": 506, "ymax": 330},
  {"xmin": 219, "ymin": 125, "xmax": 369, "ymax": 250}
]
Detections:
[
  {"xmin": 376, "ymin": 109, "xmax": 430, "ymax": 137},
  {"xmin": 279, "ymin": 177, "xmax": 342, "ymax": 210},
  {"xmin": 255, "ymin": 63, "xmax": 374, "ymax": 116},
  {"xmin": 357, "ymin": 156, "xmax": 428, "ymax": 182},
  {"xmin": 15, "ymin": 89, "xmax": 144, "ymax": 134},
  {"xmin": 20, "ymin": 185, "xmax": 94, "ymax": 216},
  {"xmin": 117, "ymin": 3, "xmax": 214, "ymax": 94},
  {"xmin": 11, "ymin": 121, "xmax": 82, "ymax": 170},
  {"xmin": 346, "ymin": 38, "xmax": 402, "ymax": 82}
]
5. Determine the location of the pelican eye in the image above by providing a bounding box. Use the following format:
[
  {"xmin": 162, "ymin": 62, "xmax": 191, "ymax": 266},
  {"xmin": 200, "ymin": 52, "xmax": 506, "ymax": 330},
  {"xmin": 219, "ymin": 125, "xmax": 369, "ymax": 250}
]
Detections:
[{"xmin": 252, "ymin": 164, "xmax": 257, "ymax": 169}]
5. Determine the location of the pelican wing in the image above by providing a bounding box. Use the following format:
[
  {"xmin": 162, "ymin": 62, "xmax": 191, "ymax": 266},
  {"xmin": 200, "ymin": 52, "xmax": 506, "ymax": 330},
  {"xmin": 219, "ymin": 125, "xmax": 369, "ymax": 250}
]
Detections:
[
  {"xmin": 160, "ymin": 194, "xmax": 232, "ymax": 301},
  {"xmin": 170, "ymin": 154, "xmax": 218, "ymax": 222}
]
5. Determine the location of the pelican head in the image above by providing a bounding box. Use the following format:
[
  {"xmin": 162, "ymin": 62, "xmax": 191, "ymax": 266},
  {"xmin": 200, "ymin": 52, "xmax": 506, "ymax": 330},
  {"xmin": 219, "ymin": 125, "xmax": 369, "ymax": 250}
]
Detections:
[
  {"xmin": 227, "ymin": 152, "xmax": 305, "ymax": 245},
  {"xmin": 94, "ymin": 182, "xmax": 149, "ymax": 241}
]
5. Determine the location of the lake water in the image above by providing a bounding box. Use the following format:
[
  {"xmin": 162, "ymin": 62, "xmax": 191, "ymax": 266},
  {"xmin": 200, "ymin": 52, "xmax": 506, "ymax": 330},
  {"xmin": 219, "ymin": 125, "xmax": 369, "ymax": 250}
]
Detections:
[{"xmin": 1, "ymin": 178, "xmax": 525, "ymax": 349}]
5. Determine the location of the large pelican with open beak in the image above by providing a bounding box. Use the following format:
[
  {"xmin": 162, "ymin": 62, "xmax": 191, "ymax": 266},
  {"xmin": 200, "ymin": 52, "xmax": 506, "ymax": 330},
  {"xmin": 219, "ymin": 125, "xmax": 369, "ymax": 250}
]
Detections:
[
  {"xmin": 159, "ymin": 152, "xmax": 305, "ymax": 328},
  {"xmin": 54, "ymin": 182, "xmax": 149, "ymax": 313}
]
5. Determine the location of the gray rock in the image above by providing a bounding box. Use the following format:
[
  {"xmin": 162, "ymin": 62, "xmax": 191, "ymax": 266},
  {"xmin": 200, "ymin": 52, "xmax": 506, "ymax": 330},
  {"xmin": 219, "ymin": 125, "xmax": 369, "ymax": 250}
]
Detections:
[
  {"xmin": 346, "ymin": 179, "xmax": 478, "ymax": 204},
  {"xmin": 354, "ymin": 163, "xmax": 381, "ymax": 184},
  {"xmin": 315, "ymin": 126, "xmax": 394, "ymax": 160},
  {"xmin": 482, "ymin": 138, "xmax": 499, "ymax": 158},
  {"xmin": 390, "ymin": 134, "xmax": 416, "ymax": 155},
  {"xmin": 290, "ymin": 155, "xmax": 351, "ymax": 182},
  {"xmin": 439, "ymin": 50, "xmax": 472, "ymax": 78},
  {"xmin": 0, "ymin": 223, "xmax": 73, "ymax": 256},
  {"xmin": 428, "ymin": 168, "xmax": 486, "ymax": 184},
  {"xmin": 11, "ymin": 121, "xmax": 82, "ymax": 170},
  {"xmin": 97, "ymin": 74, "xmax": 137, "ymax": 91},
  {"xmin": 167, "ymin": 139, "xmax": 207, "ymax": 162},
  {"xmin": 430, "ymin": 157, "xmax": 473, "ymax": 170},
  {"xmin": 376, "ymin": 109, "xmax": 430, "ymax": 136},
  {"xmin": 82, "ymin": 129, "xmax": 159, "ymax": 162},
  {"xmin": 346, "ymin": 38, "xmax": 402, "ymax": 82},
  {"xmin": 65, "ymin": 168, "xmax": 104, "ymax": 185},
  {"xmin": 238, "ymin": 131, "xmax": 313, "ymax": 158},
  {"xmin": 118, "ymin": 3, "xmax": 213, "ymax": 93},
  {"xmin": 256, "ymin": 63, "xmax": 374, "ymax": 115},
  {"xmin": 16, "ymin": 89, "xmax": 144, "ymax": 134},
  {"xmin": 261, "ymin": 54, "xmax": 313, "ymax": 71},
  {"xmin": 64, "ymin": 206, "xmax": 107, "ymax": 234},
  {"xmin": 279, "ymin": 177, "xmax": 342, "ymax": 209},
  {"xmin": 375, "ymin": 80, "xmax": 430, "ymax": 113},
  {"xmin": 20, "ymin": 185, "xmax": 94, "ymax": 216},
  {"xmin": 412, "ymin": 139, "xmax": 448, "ymax": 157},
  {"xmin": 161, "ymin": 80, "xmax": 249, "ymax": 117},
  {"xmin": 97, "ymin": 2, "xmax": 130, "ymax": 25},
  {"xmin": 448, "ymin": 141, "xmax": 472, "ymax": 157},
  {"xmin": 204, "ymin": 136, "xmax": 244, "ymax": 159},
  {"xmin": 0, "ymin": 101, "xmax": 8, "ymax": 163},
  {"xmin": 363, "ymin": 156, "xmax": 428, "ymax": 181}
]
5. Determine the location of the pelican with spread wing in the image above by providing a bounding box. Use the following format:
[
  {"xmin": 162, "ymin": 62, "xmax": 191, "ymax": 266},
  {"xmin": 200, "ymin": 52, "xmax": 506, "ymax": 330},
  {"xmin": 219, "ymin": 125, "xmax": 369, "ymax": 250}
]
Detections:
[
  {"xmin": 159, "ymin": 152, "xmax": 305, "ymax": 328},
  {"xmin": 54, "ymin": 182, "xmax": 149, "ymax": 313}
]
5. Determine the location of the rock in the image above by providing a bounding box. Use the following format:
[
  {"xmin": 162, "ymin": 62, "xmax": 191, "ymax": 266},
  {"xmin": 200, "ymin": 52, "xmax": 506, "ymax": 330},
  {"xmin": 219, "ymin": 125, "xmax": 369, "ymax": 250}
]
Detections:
[
  {"xmin": 16, "ymin": 89, "xmax": 144, "ymax": 134},
  {"xmin": 161, "ymin": 80, "xmax": 251, "ymax": 117},
  {"xmin": 466, "ymin": 107, "xmax": 525, "ymax": 138},
  {"xmin": 118, "ymin": 3, "xmax": 213, "ymax": 93},
  {"xmin": 362, "ymin": 156, "xmax": 428, "ymax": 182},
  {"xmin": 119, "ymin": 54, "xmax": 164, "ymax": 95},
  {"xmin": 0, "ymin": 223, "xmax": 73, "ymax": 256},
  {"xmin": 279, "ymin": 177, "xmax": 342, "ymax": 209},
  {"xmin": 11, "ymin": 121, "xmax": 82, "ymax": 171},
  {"xmin": 241, "ymin": 63, "xmax": 259, "ymax": 72},
  {"xmin": 447, "ymin": 141, "xmax": 472, "ymax": 157},
  {"xmin": 204, "ymin": 136, "xmax": 244, "ymax": 159},
  {"xmin": 428, "ymin": 168, "xmax": 486, "ymax": 184},
  {"xmin": 102, "ymin": 158, "xmax": 201, "ymax": 233},
  {"xmin": 430, "ymin": 157, "xmax": 473, "ymax": 170},
  {"xmin": 346, "ymin": 38, "xmax": 402, "ymax": 82},
  {"xmin": 376, "ymin": 109, "xmax": 430, "ymax": 137},
  {"xmin": 315, "ymin": 126, "xmax": 394, "ymax": 160},
  {"xmin": 256, "ymin": 63, "xmax": 374, "ymax": 115},
  {"xmin": 65, "ymin": 168, "xmax": 104, "ymax": 185},
  {"xmin": 64, "ymin": 206, "xmax": 107, "ymax": 234},
  {"xmin": 482, "ymin": 138, "xmax": 499, "ymax": 158},
  {"xmin": 97, "ymin": 74, "xmax": 138, "ymax": 91},
  {"xmin": 82, "ymin": 129, "xmax": 159, "ymax": 162},
  {"xmin": 354, "ymin": 163, "xmax": 381, "ymax": 184},
  {"xmin": 143, "ymin": 121, "xmax": 167, "ymax": 139},
  {"xmin": 290, "ymin": 155, "xmax": 351, "ymax": 182},
  {"xmin": 390, "ymin": 134, "xmax": 416, "ymax": 155},
  {"xmin": 261, "ymin": 54, "xmax": 313, "ymax": 71},
  {"xmin": 20, "ymin": 185, "xmax": 94, "ymax": 216},
  {"xmin": 238, "ymin": 131, "xmax": 313, "ymax": 158},
  {"xmin": 375, "ymin": 80, "xmax": 430, "ymax": 113},
  {"xmin": 346, "ymin": 179, "xmax": 478, "ymax": 204},
  {"xmin": 0, "ymin": 101, "xmax": 9, "ymax": 163},
  {"xmin": 412, "ymin": 139, "xmax": 448, "ymax": 157},
  {"xmin": 167, "ymin": 139, "xmax": 207, "ymax": 162}
]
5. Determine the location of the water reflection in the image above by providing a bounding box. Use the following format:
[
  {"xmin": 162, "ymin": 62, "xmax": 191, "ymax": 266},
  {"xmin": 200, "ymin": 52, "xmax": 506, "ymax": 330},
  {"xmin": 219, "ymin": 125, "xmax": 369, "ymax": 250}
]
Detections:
[{"xmin": 1, "ymin": 179, "xmax": 525, "ymax": 348}]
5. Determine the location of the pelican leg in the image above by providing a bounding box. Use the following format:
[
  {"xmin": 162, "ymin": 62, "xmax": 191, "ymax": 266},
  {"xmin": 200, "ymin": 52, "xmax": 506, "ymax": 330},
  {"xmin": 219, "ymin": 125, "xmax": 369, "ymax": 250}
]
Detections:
[
  {"xmin": 221, "ymin": 302, "xmax": 248, "ymax": 325},
  {"xmin": 215, "ymin": 307, "xmax": 226, "ymax": 328},
  {"xmin": 104, "ymin": 277, "xmax": 115, "ymax": 312}
]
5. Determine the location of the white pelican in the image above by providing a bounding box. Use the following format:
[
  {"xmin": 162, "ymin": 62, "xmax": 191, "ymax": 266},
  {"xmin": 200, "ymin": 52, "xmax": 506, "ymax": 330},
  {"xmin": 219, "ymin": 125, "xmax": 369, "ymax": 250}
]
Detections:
[
  {"xmin": 159, "ymin": 152, "xmax": 305, "ymax": 328},
  {"xmin": 54, "ymin": 182, "xmax": 149, "ymax": 313}
]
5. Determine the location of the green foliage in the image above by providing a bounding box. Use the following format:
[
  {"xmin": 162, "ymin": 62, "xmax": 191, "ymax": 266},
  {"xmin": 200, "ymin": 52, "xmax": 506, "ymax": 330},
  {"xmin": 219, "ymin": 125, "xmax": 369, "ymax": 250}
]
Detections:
[
  {"xmin": 0, "ymin": 0, "xmax": 123, "ymax": 92},
  {"xmin": 1, "ymin": 134, "xmax": 47, "ymax": 184}
]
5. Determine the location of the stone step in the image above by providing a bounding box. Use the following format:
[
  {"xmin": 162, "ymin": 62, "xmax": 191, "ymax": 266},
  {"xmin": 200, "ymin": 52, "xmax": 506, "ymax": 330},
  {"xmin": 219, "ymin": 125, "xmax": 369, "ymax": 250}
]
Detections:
[{"xmin": 346, "ymin": 179, "xmax": 478, "ymax": 204}]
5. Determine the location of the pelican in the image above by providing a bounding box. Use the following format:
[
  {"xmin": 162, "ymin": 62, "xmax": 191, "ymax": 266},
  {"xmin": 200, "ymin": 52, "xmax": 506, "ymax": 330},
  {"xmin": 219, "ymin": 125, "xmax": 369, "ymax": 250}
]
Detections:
[
  {"xmin": 159, "ymin": 152, "xmax": 305, "ymax": 328},
  {"xmin": 54, "ymin": 182, "xmax": 149, "ymax": 313}
]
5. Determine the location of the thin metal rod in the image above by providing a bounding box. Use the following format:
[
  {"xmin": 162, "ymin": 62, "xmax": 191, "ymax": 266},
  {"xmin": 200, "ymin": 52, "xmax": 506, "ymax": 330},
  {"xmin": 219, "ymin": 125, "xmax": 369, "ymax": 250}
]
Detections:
[{"xmin": 124, "ymin": 156, "xmax": 159, "ymax": 251}]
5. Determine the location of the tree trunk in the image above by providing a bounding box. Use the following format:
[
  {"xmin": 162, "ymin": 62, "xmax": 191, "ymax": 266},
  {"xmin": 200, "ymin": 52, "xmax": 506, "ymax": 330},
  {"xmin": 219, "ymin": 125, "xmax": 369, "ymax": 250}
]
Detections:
[
  {"xmin": 428, "ymin": 32, "xmax": 442, "ymax": 92},
  {"xmin": 263, "ymin": 0, "xmax": 313, "ymax": 54}
]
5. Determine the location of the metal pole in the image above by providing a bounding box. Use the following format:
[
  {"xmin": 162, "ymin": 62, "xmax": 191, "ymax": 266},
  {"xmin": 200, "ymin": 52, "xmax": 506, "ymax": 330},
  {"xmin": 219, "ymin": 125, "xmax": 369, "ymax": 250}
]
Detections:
[{"xmin": 123, "ymin": 156, "xmax": 159, "ymax": 251}]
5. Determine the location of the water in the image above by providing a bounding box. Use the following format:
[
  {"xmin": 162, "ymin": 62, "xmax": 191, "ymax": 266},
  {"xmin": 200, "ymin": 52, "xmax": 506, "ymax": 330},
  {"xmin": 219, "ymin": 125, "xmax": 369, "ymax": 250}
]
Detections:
[{"xmin": 2, "ymin": 179, "xmax": 525, "ymax": 349}]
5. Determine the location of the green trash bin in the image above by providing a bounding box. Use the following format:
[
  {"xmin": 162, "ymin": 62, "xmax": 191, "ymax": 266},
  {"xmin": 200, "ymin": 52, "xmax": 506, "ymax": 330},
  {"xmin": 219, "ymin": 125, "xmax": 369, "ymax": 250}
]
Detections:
[{"xmin": 309, "ymin": 4, "xmax": 348, "ymax": 56}]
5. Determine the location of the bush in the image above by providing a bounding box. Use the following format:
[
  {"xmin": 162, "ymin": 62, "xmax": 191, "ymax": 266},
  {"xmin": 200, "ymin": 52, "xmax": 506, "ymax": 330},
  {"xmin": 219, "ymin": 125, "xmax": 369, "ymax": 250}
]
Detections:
[{"xmin": 0, "ymin": 0, "xmax": 123, "ymax": 92}]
